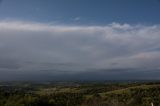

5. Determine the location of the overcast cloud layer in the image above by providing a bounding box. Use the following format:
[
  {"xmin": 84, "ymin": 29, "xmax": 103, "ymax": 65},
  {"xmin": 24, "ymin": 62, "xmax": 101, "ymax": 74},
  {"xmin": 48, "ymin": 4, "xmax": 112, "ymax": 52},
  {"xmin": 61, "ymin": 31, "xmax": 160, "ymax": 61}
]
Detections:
[{"xmin": 0, "ymin": 21, "xmax": 160, "ymax": 80}]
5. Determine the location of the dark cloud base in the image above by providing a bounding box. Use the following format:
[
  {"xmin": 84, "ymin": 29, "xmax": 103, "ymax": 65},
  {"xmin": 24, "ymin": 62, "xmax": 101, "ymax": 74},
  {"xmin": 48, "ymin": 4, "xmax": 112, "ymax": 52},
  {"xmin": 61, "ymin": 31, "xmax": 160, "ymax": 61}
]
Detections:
[{"xmin": 1, "ymin": 69, "xmax": 160, "ymax": 81}]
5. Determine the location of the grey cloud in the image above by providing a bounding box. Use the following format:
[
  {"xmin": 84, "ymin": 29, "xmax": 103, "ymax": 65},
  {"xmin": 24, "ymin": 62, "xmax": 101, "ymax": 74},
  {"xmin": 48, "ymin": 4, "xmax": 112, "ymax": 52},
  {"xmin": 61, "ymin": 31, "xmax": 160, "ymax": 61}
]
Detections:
[{"xmin": 0, "ymin": 21, "xmax": 160, "ymax": 80}]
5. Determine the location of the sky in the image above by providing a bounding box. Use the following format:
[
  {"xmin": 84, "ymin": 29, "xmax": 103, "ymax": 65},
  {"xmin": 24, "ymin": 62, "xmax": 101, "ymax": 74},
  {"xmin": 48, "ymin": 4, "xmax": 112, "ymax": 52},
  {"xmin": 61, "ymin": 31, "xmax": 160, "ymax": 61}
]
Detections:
[{"xmin": 0, "ymin": 0, "xmax": 160, "ymax": 81}]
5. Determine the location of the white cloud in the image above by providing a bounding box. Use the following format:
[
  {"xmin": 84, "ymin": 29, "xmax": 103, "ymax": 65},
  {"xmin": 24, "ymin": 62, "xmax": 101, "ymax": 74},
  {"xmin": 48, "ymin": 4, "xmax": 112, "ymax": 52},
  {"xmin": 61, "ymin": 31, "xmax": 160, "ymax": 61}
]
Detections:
[
  {"xmin": 0, "ymin": 21, "xmax": 160, "ymax": 80},
  {"xmin": 72, "ymin": 17, "xmax": 81, "ymax": 21}
]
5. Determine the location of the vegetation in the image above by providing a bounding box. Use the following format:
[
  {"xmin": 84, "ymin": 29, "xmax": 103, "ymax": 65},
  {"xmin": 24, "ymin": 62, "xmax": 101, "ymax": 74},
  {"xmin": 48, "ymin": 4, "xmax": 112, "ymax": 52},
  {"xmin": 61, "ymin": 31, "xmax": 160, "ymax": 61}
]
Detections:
[{"xmin": 0, "ymin": 81, "xmax": 160, "ymax": 106}]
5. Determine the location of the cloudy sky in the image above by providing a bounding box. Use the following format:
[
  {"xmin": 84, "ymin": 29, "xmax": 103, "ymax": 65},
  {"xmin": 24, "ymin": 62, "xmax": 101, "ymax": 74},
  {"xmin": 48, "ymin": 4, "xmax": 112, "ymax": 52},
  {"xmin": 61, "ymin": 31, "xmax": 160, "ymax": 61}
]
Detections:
[{"xmin": 0, "ymin": 0, "xmax": 160, "ymax": 81}]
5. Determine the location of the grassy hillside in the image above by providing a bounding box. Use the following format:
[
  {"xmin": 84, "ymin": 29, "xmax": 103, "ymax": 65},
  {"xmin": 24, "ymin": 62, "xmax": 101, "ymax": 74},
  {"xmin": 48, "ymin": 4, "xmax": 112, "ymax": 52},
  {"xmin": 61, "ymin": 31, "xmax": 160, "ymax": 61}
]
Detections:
[
  {"xmin": 83, "ymin": 84, "xmax": 160, "ymax": 106},
  {"xmin": 0, "ymin": 82, "xmax": 160, "ymax": 106}
]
